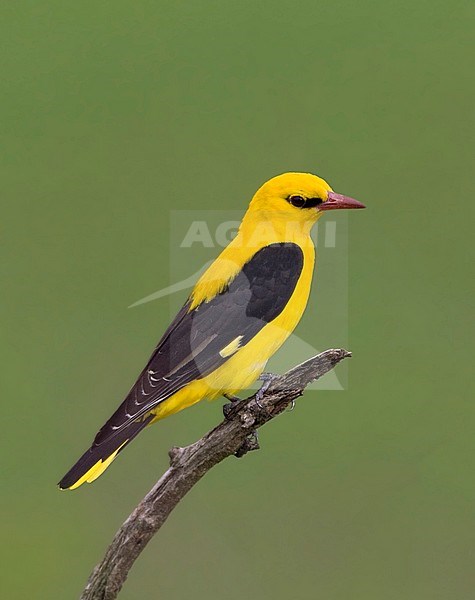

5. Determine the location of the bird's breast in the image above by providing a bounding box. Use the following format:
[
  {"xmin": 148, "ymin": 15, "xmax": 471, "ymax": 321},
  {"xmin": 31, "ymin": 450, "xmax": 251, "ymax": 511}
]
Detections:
[{"xmin": 203, "ymin": 240, "xmax": 315, "ymax": 394}]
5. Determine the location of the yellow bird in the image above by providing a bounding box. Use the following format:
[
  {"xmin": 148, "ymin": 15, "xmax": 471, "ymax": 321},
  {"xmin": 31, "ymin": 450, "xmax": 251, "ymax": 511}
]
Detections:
[{"xmin": 59, "ymin": 172, "xmax": 365, "ymax": 490}]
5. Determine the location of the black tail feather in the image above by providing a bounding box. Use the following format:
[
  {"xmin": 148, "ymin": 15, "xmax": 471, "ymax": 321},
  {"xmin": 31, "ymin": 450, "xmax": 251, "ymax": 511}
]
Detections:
[{"xmin": 58, "ymin": 414, "xmax": 153, "ymax": 490}]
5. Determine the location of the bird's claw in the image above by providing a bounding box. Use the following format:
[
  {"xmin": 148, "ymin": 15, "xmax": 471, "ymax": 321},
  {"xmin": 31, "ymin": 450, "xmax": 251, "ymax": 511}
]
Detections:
[
  {"xmin": 222, "ymin": 393, "xmax": 241, "ymax": 420},
  {"xmin": 258, "ymin": 372, "xmax": 276, "ymax": 382},
  {"xmin": 255, "ymin": 373, "xmax": 278, "ymax": 409},
  {"xmin": 222, "ymin": 403, "xmax": 233, "ymax": 419}
]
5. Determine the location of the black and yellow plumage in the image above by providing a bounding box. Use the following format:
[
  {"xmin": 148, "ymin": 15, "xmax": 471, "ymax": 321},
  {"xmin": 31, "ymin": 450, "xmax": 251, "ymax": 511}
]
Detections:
[{"xmin": 59, "ymin": 172, "xmax": 364, "ymax": 490}]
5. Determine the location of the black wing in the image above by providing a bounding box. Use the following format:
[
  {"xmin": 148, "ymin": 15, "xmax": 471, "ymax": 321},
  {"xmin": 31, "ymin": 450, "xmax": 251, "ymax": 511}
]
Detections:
[
  {"xmin": 59, "ymin": 243, "xmax": 304, "ymax": 488},
  {"xmin": 95, "ymin": 242, "xmax": 304, "ymax": 439}
]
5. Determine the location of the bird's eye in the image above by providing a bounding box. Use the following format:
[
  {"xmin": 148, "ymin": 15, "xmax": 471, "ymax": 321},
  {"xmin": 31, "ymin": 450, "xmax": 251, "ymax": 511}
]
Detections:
[
  {"xmin": 288, "ymin": 195, "xmax": 306, "ymax": 208},
  {"xmin": 287, "ymin": 195, "xmax": 323, "ymax": 208}
]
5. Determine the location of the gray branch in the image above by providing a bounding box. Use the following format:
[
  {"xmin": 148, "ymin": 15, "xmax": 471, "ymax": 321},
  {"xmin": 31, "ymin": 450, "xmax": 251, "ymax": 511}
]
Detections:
[{"xmin": 80, "ymin": 348, "xmax": 351, "ymax": 600}]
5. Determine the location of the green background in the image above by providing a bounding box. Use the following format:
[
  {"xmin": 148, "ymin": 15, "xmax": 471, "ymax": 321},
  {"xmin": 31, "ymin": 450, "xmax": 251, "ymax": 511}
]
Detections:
[{"xmin": 2, "ymin": 1, "xmax": 474, "ymax": 599}]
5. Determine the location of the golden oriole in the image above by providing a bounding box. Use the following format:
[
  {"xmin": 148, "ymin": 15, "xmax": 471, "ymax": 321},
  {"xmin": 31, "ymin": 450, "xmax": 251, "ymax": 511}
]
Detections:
[{"xmin": 59, "ymin": 172, "xmax": 365, "ymax": 490}]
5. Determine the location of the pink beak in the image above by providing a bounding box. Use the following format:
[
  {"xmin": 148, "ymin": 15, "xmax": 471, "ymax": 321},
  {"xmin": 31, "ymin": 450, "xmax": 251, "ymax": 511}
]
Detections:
[{"xmin": 319, "ymin": 191, "xmax": 366, "ymax": 211}]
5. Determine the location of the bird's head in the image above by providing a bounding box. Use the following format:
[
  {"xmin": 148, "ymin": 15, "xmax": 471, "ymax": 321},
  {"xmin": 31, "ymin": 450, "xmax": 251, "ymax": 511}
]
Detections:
[{"xmin": 247, "ymin": 172, "xmax": 365, "ymax": 229}]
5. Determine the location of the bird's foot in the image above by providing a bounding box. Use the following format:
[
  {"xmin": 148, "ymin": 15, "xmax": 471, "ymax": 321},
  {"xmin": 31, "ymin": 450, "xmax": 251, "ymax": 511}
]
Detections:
[
  {"xmin": 258, "ymin": 372, "xmax": 276, "ymax": 382},
  {"xmin": 255, "ymin": 372, "xmax": 278, "ymax": 409},
  {"xmin": 223, "ymin": 393, "xmax": 242, "ymax": 420},
  {"xmin": 287, "ymin": 398, "xmax": 296, "ymax": 412},
  {"xmin": 235, "ymin": 430, "xmax": 260, "ymax": 458}
]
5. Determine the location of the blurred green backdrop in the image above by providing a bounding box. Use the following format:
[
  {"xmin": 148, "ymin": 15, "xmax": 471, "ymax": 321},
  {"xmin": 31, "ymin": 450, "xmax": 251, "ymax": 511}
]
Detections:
[{"xmin": 2, "ymin": 1, "xmax": 474, "ymax": 599}]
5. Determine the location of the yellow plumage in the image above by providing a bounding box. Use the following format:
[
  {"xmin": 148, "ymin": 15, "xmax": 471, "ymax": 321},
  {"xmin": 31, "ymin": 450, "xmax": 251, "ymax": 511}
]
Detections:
[
  {"xmin": 150, "ymin": 174, "xmax": 324, "ymax": 422},
  {"xmin": 59, "ymin": 172, "xmax": 364, "ymax": 490}
]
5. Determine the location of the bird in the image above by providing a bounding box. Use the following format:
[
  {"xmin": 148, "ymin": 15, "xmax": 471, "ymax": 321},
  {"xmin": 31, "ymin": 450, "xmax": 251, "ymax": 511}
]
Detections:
[{"xmin": 58, "ymin": 172, "xmax": 365, "ymax": 490}]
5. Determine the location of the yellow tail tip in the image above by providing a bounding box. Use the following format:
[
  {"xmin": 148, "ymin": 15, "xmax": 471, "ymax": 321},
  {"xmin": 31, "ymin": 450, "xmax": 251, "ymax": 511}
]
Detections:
[{"xmin": 58, "ymin": 442, "xmax": 127, "ymax": 490}]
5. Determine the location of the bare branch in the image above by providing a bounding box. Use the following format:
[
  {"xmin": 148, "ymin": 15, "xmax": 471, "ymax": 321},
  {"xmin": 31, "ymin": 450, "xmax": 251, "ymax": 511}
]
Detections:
[{"xmin": 80, "ymin": 348, "xmax": 351, "ymax": 600}]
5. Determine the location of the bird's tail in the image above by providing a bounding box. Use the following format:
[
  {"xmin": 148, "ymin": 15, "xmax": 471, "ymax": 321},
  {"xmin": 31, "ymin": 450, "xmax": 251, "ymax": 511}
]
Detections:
[{"xmin": 58, "ymin": 414, "xmax": 153, "ymax": 490}]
